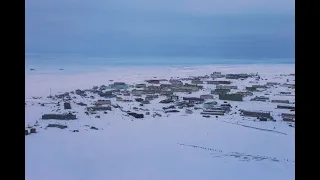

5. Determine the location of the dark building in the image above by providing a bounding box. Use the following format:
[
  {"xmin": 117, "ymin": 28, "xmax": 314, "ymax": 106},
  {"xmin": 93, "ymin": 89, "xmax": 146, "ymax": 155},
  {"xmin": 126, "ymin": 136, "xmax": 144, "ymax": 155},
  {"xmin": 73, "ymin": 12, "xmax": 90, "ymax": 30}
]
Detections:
[
  {"xmin": 64, "ymin": 102, "xmax": 71, "ymax": 109},
  {"xmin": 42, "ymin": 113, "xmax": 77, "ymax": 120},
  {"xmin": 219, "ymin": 94, "xmax": 243, "ymax": 101}
]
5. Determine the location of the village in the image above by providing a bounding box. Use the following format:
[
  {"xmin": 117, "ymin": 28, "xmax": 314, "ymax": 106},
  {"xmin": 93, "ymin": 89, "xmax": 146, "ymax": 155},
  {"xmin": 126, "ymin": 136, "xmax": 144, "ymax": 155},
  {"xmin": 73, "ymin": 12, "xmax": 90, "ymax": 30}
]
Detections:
[{"xmin": 25, "ymin": 71, "xmax": 295, "ymax": 135}]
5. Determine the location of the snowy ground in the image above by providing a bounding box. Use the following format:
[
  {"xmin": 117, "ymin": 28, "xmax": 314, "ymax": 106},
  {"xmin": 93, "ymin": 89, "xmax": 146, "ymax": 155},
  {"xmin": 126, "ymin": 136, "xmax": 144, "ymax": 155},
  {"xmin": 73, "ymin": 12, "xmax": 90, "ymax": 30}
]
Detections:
[{"xmin": 25, "ymin": 64, "xmax": 295, "ymax": 180}]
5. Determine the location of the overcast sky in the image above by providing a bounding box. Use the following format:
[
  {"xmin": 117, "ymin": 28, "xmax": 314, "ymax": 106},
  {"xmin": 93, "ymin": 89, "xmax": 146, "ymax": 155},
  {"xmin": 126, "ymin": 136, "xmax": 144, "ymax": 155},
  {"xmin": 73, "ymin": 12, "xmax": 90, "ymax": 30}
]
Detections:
[{"xmin": 25, "ymin": 0, "xmax": 295, "ymax": 59}]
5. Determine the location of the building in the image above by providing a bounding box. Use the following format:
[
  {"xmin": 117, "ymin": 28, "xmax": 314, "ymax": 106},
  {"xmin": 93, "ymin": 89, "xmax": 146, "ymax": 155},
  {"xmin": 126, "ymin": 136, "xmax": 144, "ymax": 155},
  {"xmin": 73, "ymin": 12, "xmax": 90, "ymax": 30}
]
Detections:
[
  {"xmin": 201, "ymin": 110, "xmax": 225, "ymax": 116},
  {"xmin": 280, "ymin": 92, "xmax": 291, "ymax": 95},
  {"xmin": 251, "ymin": 96, "xmax": 269, "ymax": 102},
  {"xmin": 211, "ymin": 89, "xmax": 231, "ymax": 95},
  {"xmin": 191, "ymin": 80, "xmax": 203, "ymax": 84},
  {"xmin": 252, "ymin": 85, "xmax": 267, "ymax": 89},
  {"xmin": 141, "ymin": 100, "xmax": 150, "ymax": 104},
  {"xmin": 146, "ymin": 80, "xmax": 160, "ymax": 84},
  {"xmin": 183, "ymin": 97, "xmax": 205, "ymax": 103},
  {"xmin": 99, "ymin": 85, "xmax": 108, "ymax": 91},
  {"xmin": 116, "ymin": 97, "xmax": 123, "ymax": 101},
  {"xmin": 160, "ymin": 84, "xmax": 172, "ymax": 89},
  {"xmin": 200, "ymin": 94, "xmax": 214, "ymax": 99},
  {"xmin": 246, "ymin": 86, "xmax": 257, "ymax": 91},
  {"xmin": 87, "ymin": 106, "xmax": 112, "ymax": 111},
  {"xmin": 160, "ymin": 91, "xmax": 173, "ymax": 96},
  {"xmin": 42, "ymin": 113, "xmax": 77, "ymax": 120},
  {"xmin": 75, "ymin": 89, "xmax": 86, "ymax": 96},
  {"xmin": 266, "ymin": 82, "xmax": 280, "ymax": 86},
  {"xmin": 144, "ymin": 86, "xmax": 162, "ymax": 94},
  {"xmin": 110, "ymin": 82, "xmax": 129, "ymax": 90},
  {"xmin": 169, "ymin": 79, "xmax": 183, "ymax": 86},
  {"xmin": 168, "ymin": 95, "xmax": 179, "ymax": 101},
  {"xmin": 216, "ymin": 85, "xmax": 238, "ymax": 90},
  {"xmin": 219, "ymin": 94, "xmax": 243, "ymax": 101},
  {"xmin": 209, "ymin": 81, "xmax": 232, "ymax": 85},
  {"xmin": 64, "ymin": 102, "xmax": 71, "ymax": 109},
  {"xmin": 135, "ymin": 84, "xmax": 146, "ymax": 88},
  {"xmin": 210, "ymin": 72, "xmax": 224, "ymax": 78},
  {"xmin": 241, "ymin": 110, "xmax": 272, "ymax": 119},
  {"xmin": 277, "ymin": 105, "xmax": 295, "ymax": 110},
  {"xmin": 131, "ymin": 89, "xmax": 144, "ymax": 96},
  {"xmin": 99, "ymin": 91, "xmax": 117, "ymax": 98},
  {"xmin": 235, "ymin": 91, "xmax": 253, "ymax": 96},
  {"xmin": 271, "ymin": 100, "xmax": 290, "ymax": 104},
  {"xmin": 203, "ymin": 101, "xmax": 217, "ymax": 109},
  {"xmin": 95, "ymin": 100, "xmax": 111, "ymax": 106},
  {"xmin": 281, "ymin": 113, "xmax": 295, "ymax": 121},
  {"xmin": 226, "ymin": 74, "xmax": 240, "ymax": 79}
]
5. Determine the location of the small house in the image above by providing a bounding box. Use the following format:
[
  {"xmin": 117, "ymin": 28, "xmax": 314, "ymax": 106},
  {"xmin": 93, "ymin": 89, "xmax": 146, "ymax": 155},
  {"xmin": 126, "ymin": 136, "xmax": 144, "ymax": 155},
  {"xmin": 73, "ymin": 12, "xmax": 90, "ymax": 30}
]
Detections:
[
  {"xmin": 169, "ymin": 79, "xmax": 183, "ymax": 86},
  {"xmin": 183, "ymin": 97, "xmax": 204, "ymax": 103},
  {"xmin": 99, "ymin": 91, "xmax": 116, "ymax": 98},
  {"xmin": 146, "ymin": 80, "xmax": 160, "ymax": 84},
  {"xmin": 168, "ymin": 95, "xmax": 179, "ymax": 101},
  {"xmin": 203, "ymin": 101, "xmax": 217, "ymax": 109},
  {"xmin": 200, "ymin": 94, "xmax": 214, "ymax": 100},
  {"xmin": 110, "ymin": 82, "xmax": 129, "ymax": 90},
  {"xmin": 241, "ymin": 110, "xmax": 272, "ymax": 119},
  {"xmin": 251, "ymin": 96, "xmax": 269, "ymax": 102},
  {"xmin": 131, "ymin": 89, "xmax": 144, "ymax": 96},
  {"xmin": 219, "ymin": 93, "xmax": 243, "ymax": 101},
  {"xmin": 216, "ymin": 85, "xmax": 238, "ymax": 90},
  {"xmin": 64, "ymin": 102, "xmax": 71, "ymax": 109},
  {"xmin": 211, "ymin": 89, "xmax": 231, "ymax": 95},
  {"xmin": 135, "ymin": 84, "xmax": 146, "ymax": 88},
  {"xmin": 191, "ymin": 80, "xmax": 203, "ymax": 84},
  {"xmin": 160, "ymin": 84, "xmax": 172, "ymax": 89},
  {"xmin": 210, "ymin": 81, "xmax": 231, "ymax": 85},
  {"xmin": 235, "ymin": 91, "xmax": 253, "ymax": 96},
  {"xmin": 277, "ymin": 105, "xmax": 295, "ymax": 110},
  {"xmin": 210, "ymin": 72, "xmax": 224, "ymax": 78},
  {"xmin": 160, "ymin": 91, "xmax": 173, "ymax": 96},
  {"xmin": 252, "ymin": 85, "xmax": 267, "ymax": 89},
  {"xmin": 141, "ymin": 100, "xmax": 150, "ymax": 104},
  {"xmin": 87, "ymin": 106, "xmax": 112, "ymax": 111},
  {"xmin": 95, "ymin": 100, "xmax": 111, "ymax": 106},
  {"xmin": 271, "ymin": 100, "xmax": 290, "ymax": 104},
  {"xmin": 42, "ymin": 113, "xmax": 77, "ymax": 120}
]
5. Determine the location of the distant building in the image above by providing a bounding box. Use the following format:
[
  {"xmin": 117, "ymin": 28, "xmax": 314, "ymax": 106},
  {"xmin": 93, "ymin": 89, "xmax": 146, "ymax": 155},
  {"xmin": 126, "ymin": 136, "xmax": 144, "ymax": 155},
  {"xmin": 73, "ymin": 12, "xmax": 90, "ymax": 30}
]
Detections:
[
  {"xmin": 216, "ymin": 85, "xmax": 238, "ymax": 90},
  {"xmin": 169, "ymin": 79, "xmax": 183, "ymax": 86},
  {"xmin": 200, "ymin": 94, "xmax": 214, "ymax": 99},
  {"xmin": 183, "ymin": 97, "xmax": 204, "ymax": 103},
  {"xmin": 209, "ymin": 81, "xmax": 231, "ymax": 85},
  {"xmin": 160, "ymin": 91, "xmax": 173, "ymax": 96},
  {"xmin": 135, "ymin": 84, "xmax": 146, "ymax": 88},
  {"xmin": 64, "ymin": 102, "xmax": 71, "ymax": 109},
  {"xmin": 203, "ymin": 101, "xmax": 217, "ymax": 109},
  {"xmin": 167, "ymin": 95, "xmax": 179, "ymax": 101},
  {"xmin": 241, "ymin": 110, "xmax": 272, "ymax": 119},
  {"xmin": 271, "ymin": 100, "xmax": 290, "ymax": 104},
  {"xmin": 251, "ymin": 96, "xmax": 269, "ymax": 102},
  {"xmin": 95, "ymin": 100, "xmax": 111, "ymax": 106},
  {"xmin": 191, "ymin": 80, "xmax": 203, "ymax": 84},
  {"xmin": 266, "ymin": 82, "xmax": 280, "ymax": 86},
  {"xmin": 146, "ymin": 80, "xmax": 160, "ymax": 84},
  {"xmin": 110, "ymin": 82, "xmax": 129, "ymax": 90},
  {"xmin": 211, "ymin": 89, "xmax": 231, "ymax": 95},
  {"xmin": 210, "ymin": 72, "xmax": 224, "ymax": 78},
  {"xmin": 219, "ymin": 93, "xmax": 243, "ymax": 101},
  {"xmin": 131, "ymin": 89, "xmax": 144, "ymax": 96},
  {"xmin": 246, "ymin": 86, "xmax": 257, "ymax": 91},
  {"xmin": 277, "ymin": 105, "xmax": 295, "ymax": 110},
  {"xmin": 252, "ymin": 85, "xmax": 267, "ymax": 89}
]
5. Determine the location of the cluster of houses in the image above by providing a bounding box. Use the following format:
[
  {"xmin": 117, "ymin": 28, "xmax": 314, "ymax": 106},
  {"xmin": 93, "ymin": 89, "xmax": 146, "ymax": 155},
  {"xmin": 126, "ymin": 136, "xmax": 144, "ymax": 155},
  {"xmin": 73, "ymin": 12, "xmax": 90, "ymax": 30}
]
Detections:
[{"xmin": 41, "ymin": 71, "xmax": 294, "ymax": 123}]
